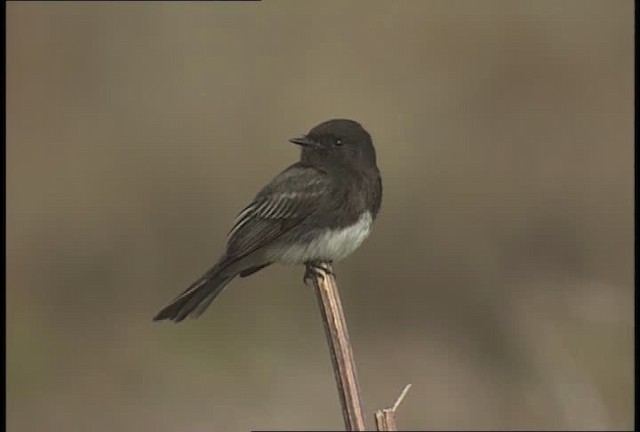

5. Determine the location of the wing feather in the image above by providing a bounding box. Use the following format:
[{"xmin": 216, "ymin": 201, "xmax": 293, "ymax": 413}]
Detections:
[{"xmin": 224, "ymin": 164, "xmax": 329, "ymax": 260}]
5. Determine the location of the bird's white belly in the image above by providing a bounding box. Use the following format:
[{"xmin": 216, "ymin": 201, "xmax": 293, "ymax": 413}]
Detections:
[{"xmin": 270, "ymin": 212, "xmax": 373, "ymax": 264}]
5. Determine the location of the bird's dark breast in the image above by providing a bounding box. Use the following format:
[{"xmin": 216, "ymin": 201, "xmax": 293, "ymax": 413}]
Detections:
[
  {"xmin": 369, "ymin": 171, "xmax": 383, "ymax": 217},
  {"xmin": 326, "ymin": 167, "xmax": 382, "ymax": 229}
]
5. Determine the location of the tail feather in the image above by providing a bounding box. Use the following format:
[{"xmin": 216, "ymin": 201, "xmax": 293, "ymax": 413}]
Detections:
[{"xmin": 153, "ymin": 268, "xmax": 235, "ymax": 322}]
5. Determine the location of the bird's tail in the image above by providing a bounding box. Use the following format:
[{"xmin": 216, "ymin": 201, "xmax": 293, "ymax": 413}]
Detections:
[{"xmin": 153, "ymin": 266, "xmax": 236, "ymax": 322}]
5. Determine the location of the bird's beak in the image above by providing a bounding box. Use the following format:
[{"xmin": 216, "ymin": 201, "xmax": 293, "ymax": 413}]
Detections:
[{"xmin": 289, "ymin": 135, "xmax": 317, "ymax": 147}]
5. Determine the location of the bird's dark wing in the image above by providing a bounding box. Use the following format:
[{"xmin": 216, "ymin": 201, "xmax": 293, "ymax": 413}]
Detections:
[{"xmin": 224, "ymin": 163, "xmax": 330, "ymax": 260}]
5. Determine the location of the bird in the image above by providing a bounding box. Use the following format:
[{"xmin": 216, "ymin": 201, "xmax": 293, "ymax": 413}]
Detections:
[{"xmin": 153, "ymin": 119, "xmax": 382, "ymax": 322}]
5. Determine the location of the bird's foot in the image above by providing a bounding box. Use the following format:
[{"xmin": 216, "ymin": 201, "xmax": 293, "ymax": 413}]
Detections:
[{"xmin": 303, "ymin": 261, "xmax": 335, "ymax": 286}]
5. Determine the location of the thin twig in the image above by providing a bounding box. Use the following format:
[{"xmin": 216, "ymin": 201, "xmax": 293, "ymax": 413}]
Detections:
[
  {"xmin": 391, "ymin": 384, "xmax": 412, "ymax": 411},
  {"xmin": 310, "ymin": 263, "xmax": 367, "ymax": 431},
  {"xmin": 374, "ymin": 384, "xmax": 412, "ymax": 431}
]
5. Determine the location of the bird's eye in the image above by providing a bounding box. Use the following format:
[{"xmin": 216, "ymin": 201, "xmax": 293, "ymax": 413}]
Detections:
[{"xmin": 335, "ymin": 138, "xmax": 343, "ymax": 147}]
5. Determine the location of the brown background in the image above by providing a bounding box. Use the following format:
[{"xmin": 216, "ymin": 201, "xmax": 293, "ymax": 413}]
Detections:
[{"xmin": 7, "ymin": 1, "xmax": 633, "ymax": 431}]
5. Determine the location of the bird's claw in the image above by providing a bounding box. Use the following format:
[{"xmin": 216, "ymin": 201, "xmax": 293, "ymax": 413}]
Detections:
[{"xmin": 303, "ymin": 261, "xmax": 335, "ymax": 285}]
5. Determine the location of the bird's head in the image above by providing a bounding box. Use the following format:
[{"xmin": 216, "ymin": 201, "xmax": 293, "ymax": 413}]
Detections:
[{"xmin": 289, "ymin": 119, "xmax": 377, "ymax": 169}]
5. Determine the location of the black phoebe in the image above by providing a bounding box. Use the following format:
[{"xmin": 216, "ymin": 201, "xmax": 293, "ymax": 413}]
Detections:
[{"xmin": 154, "ymin": 119, "xmax": 382, "ymax": 322}]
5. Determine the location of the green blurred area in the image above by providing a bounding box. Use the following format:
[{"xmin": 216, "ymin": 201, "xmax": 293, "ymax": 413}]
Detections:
[{"xmin": 6, "ymin": 1, "xmax": 633, "ymax": 431}]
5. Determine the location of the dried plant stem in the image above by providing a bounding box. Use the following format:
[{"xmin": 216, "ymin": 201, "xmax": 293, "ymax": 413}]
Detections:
[
  {"xmin": 309, "ymin": 263, "xmax": 367, "ymax": 431},
  {"xmin": 374, "ymin": 384, "xmax": 412, "ymax": 431}
]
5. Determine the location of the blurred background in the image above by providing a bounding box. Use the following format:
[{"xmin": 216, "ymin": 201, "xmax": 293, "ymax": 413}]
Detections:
[{"xmin": 6, "ymin": 1, "xmax": 633, "ymax": 431}]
